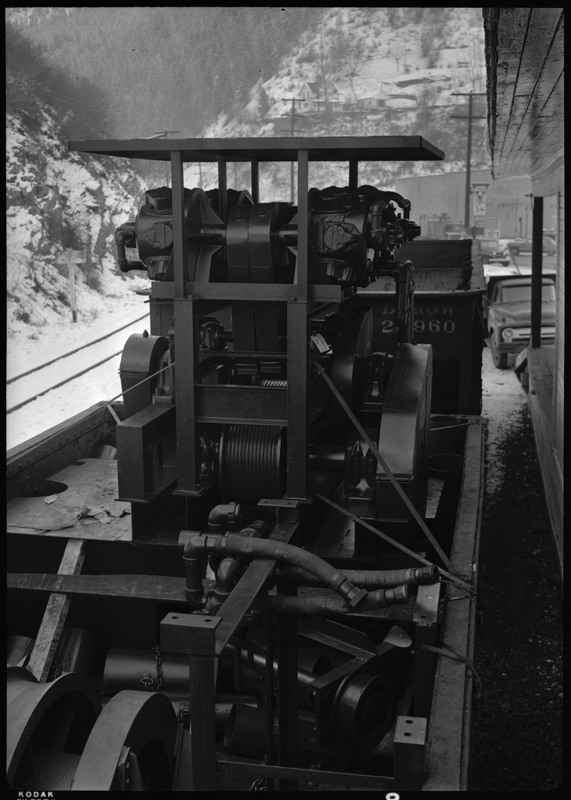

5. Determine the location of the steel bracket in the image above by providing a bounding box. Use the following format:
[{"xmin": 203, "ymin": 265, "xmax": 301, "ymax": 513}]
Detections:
[{"xmin": 393, "ymin": 715, "xmax": 427, "ymax": 791}]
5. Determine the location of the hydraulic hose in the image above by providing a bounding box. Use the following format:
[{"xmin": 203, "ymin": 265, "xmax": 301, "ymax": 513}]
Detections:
[
  {"xmin": 280, "ymin": 564, "xmax": 440, "ymax": 589},
  {"xmin": 271, "ymin": 585, "xmax": 410, "ymax": 616},
  {"xmin": 216, "ymin": 521, "xmax": 270, "ymax": 593},
  {"xmin": 182, "ymin": 534, "xmax": 367, "ymax": 609}
]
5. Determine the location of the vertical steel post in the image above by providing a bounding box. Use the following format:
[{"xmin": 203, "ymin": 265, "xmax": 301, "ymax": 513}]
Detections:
[
  {"xmin": 218, "ymin": 158, "xmax": 228, "ymax": 220},
  {"xmin": 296, "ymin": 149, "xmax": 309, "ymax": 300},
  {"xmin": 286, "ymin": 148, "xmax": 309, "ymax": 498},
  {"xmin": 276, "ymin": 612, "xmax": 299, "ymax": 790},
  {"xmin": 187, "ymin": 651, "xmax": 217, "ymax": 789},
  {"xmin": 172, "ymin": 149, "xmax": 197, "ymax": 491},
  {"xmin": 264, "ymin": 609, "xmax": 275, "ymax": 791},
  {"xmin": 349, "ymin": 159, "xmax": 358, "ymax": 192},
  {"xmin": 171, "ymin": 150, "xmax": 186, "ymax": 296},
  {"xmin": 530, "ymin": 196, "xmax": 544, "ymax": 348},
  {"xmin": 160, "ymin": 613, "xmax": 221, "ymax": 791},
  {"xmin": 251, "ymin": 160, "xmax": 260, "ymax": 203}
]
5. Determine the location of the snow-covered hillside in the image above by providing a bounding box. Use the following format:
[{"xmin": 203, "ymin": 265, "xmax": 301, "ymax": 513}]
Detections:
[
  {"xmin": 6, "ymin": 106, "xmax": 148, "ymax": 340},
  {"xmin": 205, "ymin": 6, "xmax": 487, "ymax": 183},
  {"xmin": 6, "ymin": 7, "xmax": 488, "ymax": 449},
  {"xmin": 6, "ymin": 104, "xmax": 153, "ymax": 448}
]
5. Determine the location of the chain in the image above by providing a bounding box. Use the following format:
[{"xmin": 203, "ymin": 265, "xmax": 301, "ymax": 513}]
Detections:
[
  {"xmin": 249, "ymin": 756, "xmax": 269, "ymax": 792},
  {"xmin": 153, "ymin": 645, "xmax": 164, "ymax": 691},
  {"xmin": 140, "ymin": 646, "xmax": 164, "ymax": 691},
  {"xmin": 140, "ymin": 671, "xmax": 155, "ymax": 691}
]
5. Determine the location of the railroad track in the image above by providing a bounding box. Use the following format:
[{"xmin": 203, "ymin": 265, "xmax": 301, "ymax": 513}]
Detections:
[
  {"xmin": 6, "ymin": 312, "xmax": 150, "ymax": 449},
  {"xmin": 7, "ymin": 312, "xmax": 150, "ymax": 414}
]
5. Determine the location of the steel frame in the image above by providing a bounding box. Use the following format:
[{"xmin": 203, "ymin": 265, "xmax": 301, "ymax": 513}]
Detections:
[
  {"xmin": 7, "ymin": 136, "xmax": 479, "ymax": 792},
  {"xmin": 69, "ymin": 137, "xmax": 443, "ymax": 504}
]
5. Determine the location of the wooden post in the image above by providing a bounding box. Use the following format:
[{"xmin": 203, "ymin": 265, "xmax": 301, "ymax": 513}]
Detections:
[
  {"xmin": 55, "ymin": 249, "xmax": 85, "ymax": 322},
  {"xmin": 69, "ymin": 263, "xmax": 77, "ymax": 322}
]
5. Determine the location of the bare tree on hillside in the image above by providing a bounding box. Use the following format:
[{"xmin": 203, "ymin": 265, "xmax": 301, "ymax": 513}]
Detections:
[
  {"xmin": 467, "ymin": 30, "xmax": 486, "ymax": 93},
  {"xmin": 331, "ymin": 34, "xmax": 368, "ymax": 102},
  {"xmin": 317, "ymin": 27, "xmax": 332, "ymax": 115}
]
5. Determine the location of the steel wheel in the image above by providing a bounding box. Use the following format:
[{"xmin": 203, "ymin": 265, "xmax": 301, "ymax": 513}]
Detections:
[
  {"xmin": 71, "ymin": 690, "xmax": 178, "ymax": 791},
  {"xmin": 332, "ymin": 670, "xmax": 396, "ymax": 748},
  {"xmin": 7, "ymin": 669, "xmax": 102, "ymax": 790}
]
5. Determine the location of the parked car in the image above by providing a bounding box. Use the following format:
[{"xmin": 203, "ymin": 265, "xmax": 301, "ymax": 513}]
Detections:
[
  {"xmin": 475, "ymin": 236, "xmax": 511, "ymax": 266},
  {"xmin": 504, "ymin": 235, "xmax": 557, "ymax": 256},
  {"xmin": 484, "ymin": 274, "xmax": 556, "ymax": 369}
]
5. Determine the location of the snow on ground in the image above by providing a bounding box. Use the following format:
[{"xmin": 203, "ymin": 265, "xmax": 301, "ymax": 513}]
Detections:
[
  {"xmin": 480, "ymin": 346, "xmax": 528, "ymax": 497},
  {"xmin": 7, "ymin": 273, "xmax": 149, "ymax": 375},
  {"xmin": 6, "ymin": 274, "xmax": 151, "ymax": 451}
]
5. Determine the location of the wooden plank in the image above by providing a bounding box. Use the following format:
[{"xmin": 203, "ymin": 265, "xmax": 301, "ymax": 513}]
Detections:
[
  {"xmin": 27, "ymin": 539, "xmax": 87, "ymax": 682},
  {"xmin": 8, "ymin": 573, "xmax": 188, "ymax": 604}
]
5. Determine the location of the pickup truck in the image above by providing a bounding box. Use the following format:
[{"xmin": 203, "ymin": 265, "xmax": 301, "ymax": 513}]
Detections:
[{"xmin": 484, "ymin": 274, "xmax": 556, "ymax": 368}]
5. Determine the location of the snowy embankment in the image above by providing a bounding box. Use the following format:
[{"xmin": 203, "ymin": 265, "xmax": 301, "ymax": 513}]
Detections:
[
  {"xmin": 6, "ymin": 107, "xmax": 150, "ymax": 450},
  {"xmin": 6, "ymin": 281, "xmax": 151, "ymax": 451}
]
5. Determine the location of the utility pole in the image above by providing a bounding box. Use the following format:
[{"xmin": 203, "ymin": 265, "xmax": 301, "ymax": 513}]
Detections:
[
  {"xmin": 280, "ymin": 97, "xmax": 305, "ymax": 203},
  {"xmin": 451, "ymin": 93, "xmax": 486, "ymax": 232}
]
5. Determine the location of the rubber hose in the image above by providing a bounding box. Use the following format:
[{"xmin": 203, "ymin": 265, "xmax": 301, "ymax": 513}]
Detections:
[
  {"xmin": 183, "ymin": 534, "xmax": 367, "ymax": 608},
  {"xmin": 281, "ymin": 564, "xmax": 440, "ymax": 588},
  {"xmin": 271, "ymin": 585, "xmax": 410, "ymax": 616}
]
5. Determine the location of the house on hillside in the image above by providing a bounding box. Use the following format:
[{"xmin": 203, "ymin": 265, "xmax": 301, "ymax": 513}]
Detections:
[
  {"xmin": 294, "ymin": 80, "xmax": 344, "ymax": 114},
  {"xmin": 357, "ymin": 89, "xmax": 389, "ymax": 110},
  {"xmin": 344, "ymin": 82, "xmax": 392, "ymax": 110}
]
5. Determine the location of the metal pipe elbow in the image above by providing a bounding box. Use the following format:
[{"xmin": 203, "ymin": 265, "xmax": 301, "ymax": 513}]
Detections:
[{"xmin": 207, "ymin": 502, "xmax": 242, "ymax": 533}]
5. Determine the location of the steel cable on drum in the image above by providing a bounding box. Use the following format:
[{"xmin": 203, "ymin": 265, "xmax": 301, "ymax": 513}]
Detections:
[{"xmin": 218, "ymin": 424, "xmax": 286, "ymax": 504}]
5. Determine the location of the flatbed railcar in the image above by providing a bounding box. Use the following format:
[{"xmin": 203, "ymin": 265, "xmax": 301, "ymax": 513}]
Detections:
[{"xmin": 6, "ymin": 137, "xmax": 485, "ymax": 793}]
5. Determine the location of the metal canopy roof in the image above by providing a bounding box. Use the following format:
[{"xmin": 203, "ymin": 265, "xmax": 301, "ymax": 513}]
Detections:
[{"xmin": 68, "ymin": 135, "xmax": 444, "ymax": 163}]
